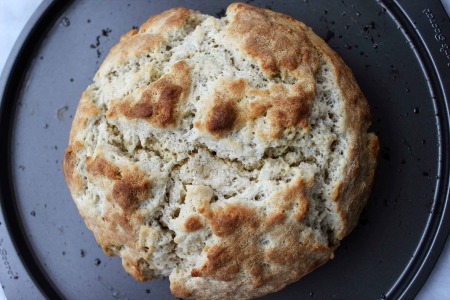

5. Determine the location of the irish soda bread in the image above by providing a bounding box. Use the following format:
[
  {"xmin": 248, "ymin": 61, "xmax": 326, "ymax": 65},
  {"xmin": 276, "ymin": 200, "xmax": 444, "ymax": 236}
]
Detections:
[{"xmin": 63, "ymin": 3, "xmax": 379, "ymax": 299}]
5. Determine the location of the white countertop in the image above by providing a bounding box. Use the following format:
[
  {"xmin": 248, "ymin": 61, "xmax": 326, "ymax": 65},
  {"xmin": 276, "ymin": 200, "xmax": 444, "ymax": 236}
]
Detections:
[{"xmin": 0, "ymin": 1, "xmax": 449, "ymax": 299}]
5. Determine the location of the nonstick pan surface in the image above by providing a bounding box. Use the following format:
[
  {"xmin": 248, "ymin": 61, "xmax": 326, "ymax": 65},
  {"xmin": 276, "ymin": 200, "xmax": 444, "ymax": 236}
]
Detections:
[{"xmin": 0, "ymin": 0, "xmax": 449, "ymax": 299}]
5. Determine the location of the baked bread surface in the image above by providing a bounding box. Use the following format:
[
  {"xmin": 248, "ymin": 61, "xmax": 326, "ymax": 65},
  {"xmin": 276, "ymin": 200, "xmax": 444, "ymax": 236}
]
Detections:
[{"xmin": 63, "ymin": 3, "xmax": 379, "ymax": 299}]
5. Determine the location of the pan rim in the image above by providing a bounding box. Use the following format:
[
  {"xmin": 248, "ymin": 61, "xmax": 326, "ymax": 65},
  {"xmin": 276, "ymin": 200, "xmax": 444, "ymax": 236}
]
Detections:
[
  {"xmin": 380, "ymin": 0, "xmax": 450, "ymax": 299},
  {"xmin": 0, "ymin": 0, "xmax": 449, "ymax": 299}
]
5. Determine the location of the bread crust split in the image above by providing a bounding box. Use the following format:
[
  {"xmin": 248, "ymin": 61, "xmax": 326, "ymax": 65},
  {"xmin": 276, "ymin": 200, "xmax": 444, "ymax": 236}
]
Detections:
[{"xmin": 63, "ymin": 3, "xmax": 379, "ymax": 299}]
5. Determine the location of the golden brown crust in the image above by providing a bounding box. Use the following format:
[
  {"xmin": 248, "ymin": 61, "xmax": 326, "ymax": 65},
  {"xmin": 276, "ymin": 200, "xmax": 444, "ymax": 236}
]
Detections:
[
  {"xmin": 62, "ymin": 141, "xmax": 84, "ymax": 194},
  {"xmin": 63, "ymin": 3, "xmax": 379, "ymax": 299},
  {"xmin": 248, "ymin": 82, "xmax": 314, "ymax": 138},
  {"xmin": 86, "ymin": 161, "xmax": 152, "ymax": 216},
  {"xmin": 198, "ymin": 78, "xmax": 314, "ymax": 139},
  {"xmin": 107, "ymin": 60, "xmax": 190, "ymax": 127},
  {"xmin": 333, "ymin": 133, "xmax": 379, "ymax": 238},
  {"xmin": 67, "ymin": 88, "xmax": 99, "ymax": 144},
  {"xmin": 62, "ymin": 88, "xmax": 99, "ymax": 195},
  {"xmin": 120, "ymin": 28, "xmax": 138, "ymax": 42},
  {"xmin": 184, "ymin": 215, "xmax": 203, "ymax": 232},
  {"xmin": 304, "ymin": 25, "xmax": 380, "ymax": 239},
  {"xmin": 110, "ymin": 170, "xmax": 151, "ymax": 213},
  {"xmin": 82, "ymin": 154, "xmax": 153, "ymax": 275},
  {"xmin": 192, "ymin": 2, "xmax": 321, "ymax": 140},
  {"xmin": 188, "ymin": 202, "xmax": 332, "ymax": 294},
  {"xmin": 270, "ymin": 176, "xmax": 310, "ymax": 221},
  {"xmin": 97, "ymin": 33, "xmax": 164, "ymax": 78},
  {"xmin": 217, "ymin": 1, "xmax": 331, "ymax": 139},
  {"xmin": 86, "ymin": 156, "xmax": 121, "ymax": 180},
  {"xmin": 97, "ymin": 7, "xmax": 195, "ymax": 78},
  {"xmin": 205, "ymin": 100, "xmax": 238, "ymax": 136},
  {"xmin": 226, "ymin": 2, "xmax": 320, "ymax": 79},
  {"xmin": 196, "ymin": 78, "xmax": 247, "ymax": 137},
  {"xmin": 171, "ymin": 280, "xmax": 193, "ymax": 298},
  {"xmin": 140, "ymin": 7, "xmax": 192, "ymax": 34}
]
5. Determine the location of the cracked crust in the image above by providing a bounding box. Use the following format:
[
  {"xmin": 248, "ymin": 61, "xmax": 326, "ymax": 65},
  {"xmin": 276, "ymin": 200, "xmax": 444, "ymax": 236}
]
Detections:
[
  {"xmin": 63, "ymin": 3, "xmax": 378, "ymax": 299},
  {"xmin": 107, "ymin": 60, "xmax": 190, "ymax": 128},
  {"xmin": 225, "ymin": 3, "xmax": 321, "ymax": 79}
]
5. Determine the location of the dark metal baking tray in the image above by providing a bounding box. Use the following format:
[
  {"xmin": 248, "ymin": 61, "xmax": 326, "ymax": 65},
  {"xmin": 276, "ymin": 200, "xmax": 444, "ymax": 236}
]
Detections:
[{"xmin": 1, "ymin": 0, "xmax": 449, "ymax": 299}]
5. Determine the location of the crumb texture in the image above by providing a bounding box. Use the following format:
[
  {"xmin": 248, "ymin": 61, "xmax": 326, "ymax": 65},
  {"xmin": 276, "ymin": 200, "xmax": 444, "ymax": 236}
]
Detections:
[{"xmin": 63, "ymin": 3, "xmax": 378, "ymax": 299}]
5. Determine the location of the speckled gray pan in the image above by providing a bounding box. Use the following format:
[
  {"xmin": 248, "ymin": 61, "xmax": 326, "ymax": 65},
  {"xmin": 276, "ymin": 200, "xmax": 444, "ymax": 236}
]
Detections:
[{"xmin": 0, "ymin": 0, "xmax": 449, "ymax": 299}]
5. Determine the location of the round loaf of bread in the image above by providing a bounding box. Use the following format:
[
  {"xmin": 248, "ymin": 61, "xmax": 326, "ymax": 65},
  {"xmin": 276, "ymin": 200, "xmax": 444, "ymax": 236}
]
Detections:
[{"xmin": 63, "ymin": 3, "xmax": 379, "ymax": 299}]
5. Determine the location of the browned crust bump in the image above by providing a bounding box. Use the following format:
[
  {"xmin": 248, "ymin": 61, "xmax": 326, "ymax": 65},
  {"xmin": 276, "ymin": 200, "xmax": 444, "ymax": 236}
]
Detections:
[
  {"xmin": 152, "ymin": 84, "xmax": 183, "ymax": 126},
  {"xmin": 62, "ymin": 141, "xmax": 84, "ymax": 194},
  {"xmin": 207, "ymin": 204, "xmax": 258, "ymax": 238},
  {"xmin": 107, "ymin": 60, "xmax": 190, "ymax": 127},
  {"xmin": 205, "ymin": 100, "xmax": 238, "ymax": 136},
  {"xmin": 331, "ymin": 181, "xmax": 344, "ymax": 202},
  {"xmin": 86, "ymin": 156, "xmax": 122, "ymax": 180},
  {"xmin": 108, "ymin": 167, "xmax": 151, "ymax": 214},
  {"xmin": 184, "ymin": 215, "xmax": 204, "ymax": 232},
  {"xmin": 198, "ymin": 78, "xmax": 247, "ymax": 137},
  {"xmin": 140, "ymin": 7, "xmax": 192, "ymax": 34},
  {"xmin": 120, "ymin": 28, "xmax": 138, "ymax": 42},
  {"xmin": 112, "ymin": 179, "xmax": 150, "ymax": 212},
  {"xmin": 171, "ymin": 280, "xmax": 193, "ymax": 298}
]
